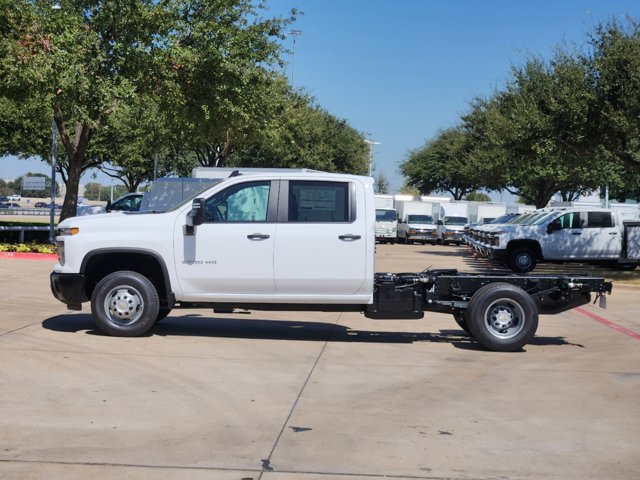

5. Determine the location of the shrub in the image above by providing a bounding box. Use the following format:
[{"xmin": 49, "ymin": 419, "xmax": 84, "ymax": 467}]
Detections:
[{"xmin": 0, "ymin": 242, "xmax": 56, "ymax": 254}]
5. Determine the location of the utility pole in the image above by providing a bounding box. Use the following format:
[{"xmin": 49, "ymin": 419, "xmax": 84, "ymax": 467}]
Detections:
[
  {"xmin": 288, "ymin": 29, "xmax": 302, "ymax": 86},
  {"xmin": 364, "ymin": 139, "xmax": 381, "ymax": 177}
]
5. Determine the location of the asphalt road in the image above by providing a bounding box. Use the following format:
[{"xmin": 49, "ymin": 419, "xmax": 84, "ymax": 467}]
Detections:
[{"xmin": 1, "ymin": 244, "xmax": 639, "ymax": 480}]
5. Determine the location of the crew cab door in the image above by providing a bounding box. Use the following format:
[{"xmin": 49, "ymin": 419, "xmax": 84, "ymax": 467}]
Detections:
[
  {"xmin": 174, "ymin": 180, "xmax": 278, "ymax": 297},
  {"xmin": 580, "ymin": 211, "xmax": 621, "ymax": 258},
  {"xmin": 274, "ymin": 180, "xmax": 368, "ymax": 296}
]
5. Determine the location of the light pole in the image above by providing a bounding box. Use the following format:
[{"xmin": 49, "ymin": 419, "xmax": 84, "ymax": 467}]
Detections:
[
  {"xmin": 48, "ymin": 2, "xmax": 61, "ymax": 243},
  {"xmin": 49, "ymin": 119, "xmax": 58, "ymax": 243},
  {"xmin": 288, "ymin": 29, "xmax": 302, "ymax": 86},
  {"xmin": 364, "ymin": 139, "xmax": 381, "ymax": 177}
]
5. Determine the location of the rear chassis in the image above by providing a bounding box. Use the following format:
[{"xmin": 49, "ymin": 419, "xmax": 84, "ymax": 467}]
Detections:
[{"xmin": 365, "ymin": 269, "xmax": 611, "ymax": 319}]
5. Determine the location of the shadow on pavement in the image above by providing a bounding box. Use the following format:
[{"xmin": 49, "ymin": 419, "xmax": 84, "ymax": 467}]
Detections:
[{"xmin": 41, "ymin": 313, "xmax": 580, "ymax": 350}]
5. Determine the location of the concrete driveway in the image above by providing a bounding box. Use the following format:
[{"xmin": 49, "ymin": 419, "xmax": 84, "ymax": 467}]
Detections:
[{"xmin": 1, "ymin": 244, "xmax": 639, "ymax": 480}]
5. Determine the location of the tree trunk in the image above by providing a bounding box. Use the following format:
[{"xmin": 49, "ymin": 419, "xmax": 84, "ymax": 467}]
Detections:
[
  {"xmin": 60, "ymin": 152, "xmax": 82, "ymax": 221},
  {"xmin": 58, "ymin": 120, "xmax": 94, "ymax": 222}
]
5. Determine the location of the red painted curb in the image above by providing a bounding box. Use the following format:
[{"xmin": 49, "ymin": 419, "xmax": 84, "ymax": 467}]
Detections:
[
  {"xmin": 575, "ymin": 307, "xmax": 640, "ymax": 341},
  {"xmin": 0, "ymin": 252, "xmax": 57, "ymax": 261}
]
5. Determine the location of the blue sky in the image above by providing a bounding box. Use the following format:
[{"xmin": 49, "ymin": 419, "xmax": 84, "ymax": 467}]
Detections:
[{"xmin": 2, "ymin": 0, "xmax": 639, "ymax": 194}]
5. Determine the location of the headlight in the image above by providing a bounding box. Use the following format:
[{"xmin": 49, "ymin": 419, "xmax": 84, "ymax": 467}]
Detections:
[{"xmin": 57, "ymin": 227, "xmax": 79, "ymax": 236}]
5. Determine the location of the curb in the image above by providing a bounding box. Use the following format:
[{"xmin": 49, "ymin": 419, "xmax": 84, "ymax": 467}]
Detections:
[{"xmin": 0, "ymin": 252, "xmax": 57, "ymax": 261}]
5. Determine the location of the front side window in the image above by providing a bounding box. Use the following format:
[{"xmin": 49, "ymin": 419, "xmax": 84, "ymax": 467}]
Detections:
[
  {"xmin": 205, "ymin": 181, "xmax": 270, "ymax": 223},
  {"xmin": 555, "ymin": 212, "xmax": 582, "ymax": 229},
  {"xmin": 288, "ymin": 181, "xmax": 350, "ymax": 222}
]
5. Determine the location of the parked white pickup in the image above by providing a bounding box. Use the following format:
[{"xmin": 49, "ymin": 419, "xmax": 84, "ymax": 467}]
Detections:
[
  {"xmin": 50, "ymin": 170, "xmax": 613, "ymax": 352},
  {"xmin": 468, "ymin": 207, "xmax": 639, "ymax": 273}
]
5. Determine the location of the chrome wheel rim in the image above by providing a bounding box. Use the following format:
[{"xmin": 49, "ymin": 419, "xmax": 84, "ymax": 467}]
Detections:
[
  {"xmin": 103, "ymin": 286, "xmax": 144, "ymax": 326},
  {"xmin": 484, "ymin": 298, "xmax": 525, "ymax": 340}
]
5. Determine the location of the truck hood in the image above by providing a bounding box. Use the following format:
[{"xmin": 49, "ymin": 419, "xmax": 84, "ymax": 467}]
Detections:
[{"xmin": 58, "ymin": 210, "xmax": 181, "ymax": 232}]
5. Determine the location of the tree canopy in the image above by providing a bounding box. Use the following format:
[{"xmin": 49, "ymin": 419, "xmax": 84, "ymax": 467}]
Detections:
[
  {"xmin": 402, "ymin": 17, "xmax": 640, "ymax": 208},
  {"xmin": 0, "ymin": 0, "xmax": 297, "ymax": 220}
]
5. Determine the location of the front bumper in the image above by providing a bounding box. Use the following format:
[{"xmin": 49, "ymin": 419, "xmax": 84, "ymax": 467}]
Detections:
[{"xmin": 50, "ymin": 272, "xmax": 88, "ymax": 310}]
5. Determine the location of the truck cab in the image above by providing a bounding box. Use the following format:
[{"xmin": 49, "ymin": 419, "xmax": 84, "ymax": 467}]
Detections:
[
  {"xmin": 375, "ymin": 208, "xmax": 398, "ymax": 244},
  {"xmin": 436, "ymin": 215, "xmax": 469, "ymax": 245},
  {"xmin": 52, "ymin": 171, "xmax": 376, "ymax": 310}
]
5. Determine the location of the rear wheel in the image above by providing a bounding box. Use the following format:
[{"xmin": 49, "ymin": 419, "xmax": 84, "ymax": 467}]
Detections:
[
  {"xmin": 91, "ymin": 271, "xmax": 159, "ymax": 337},
  {"xmin": 466, "ymin": 282, "xmax": 538, "ymax": 352}
]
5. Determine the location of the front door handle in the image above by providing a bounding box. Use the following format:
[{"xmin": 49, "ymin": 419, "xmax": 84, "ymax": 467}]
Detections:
[
  {"xmin": 247, "ymin": 233, "xmax": 270, "ymax": 241},
  {"xmin": 339, "ymin": 234, "xmax": 361, "ymax": 241}
]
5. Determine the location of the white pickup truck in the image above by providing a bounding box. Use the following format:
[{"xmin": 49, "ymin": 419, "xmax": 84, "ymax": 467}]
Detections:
[
  {"xmin": 467, "ymin": 207, "xmax": 639, "ymax": 273},
  {"xmin": 50, "ymin": 170, "xmax": 613, "ymax": 352}
]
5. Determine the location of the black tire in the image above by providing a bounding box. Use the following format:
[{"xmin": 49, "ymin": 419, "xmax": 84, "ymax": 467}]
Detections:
[
  {"xmin": 614, "ymin": 263, "xmax": 637, "ymax": 271},
  {"xmin": 466, "ymin": 282, "xmax": 538, "ymax": 352},
  {"xmin": 156, "ymin": 307, "xmax": 172, "ymax": 323},
  {"xmin": 453, "ymin": 311, "xmax": 470, "ymax": 334},
  {"xmin": 91, "ymin": 271, "xmax": 160, "ymax": 337},
  {"xmin": 507, "ymin": 248, "xmax": 537, "ymax": 273}
]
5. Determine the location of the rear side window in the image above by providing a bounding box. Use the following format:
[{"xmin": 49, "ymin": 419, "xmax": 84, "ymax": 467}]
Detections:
[
  {"xmin": 587, "ymin": 211, "xmax": 613, "ymax": 228},
  {"xmin": 288, "ymin": 181, "xmax": 350, "ymax": 222}
]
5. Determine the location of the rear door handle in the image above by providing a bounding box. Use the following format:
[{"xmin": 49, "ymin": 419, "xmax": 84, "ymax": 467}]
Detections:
[
  {"xmin": 609, "ymin": 232, "xmax": 618, "ymax": 235},
  {"xmin": 339, "ymin": 234, "xmax": 361, "ymax": 241},
  {"xmin": 247, "ymin": 233, "xmax": 270, "ymax": 241}
]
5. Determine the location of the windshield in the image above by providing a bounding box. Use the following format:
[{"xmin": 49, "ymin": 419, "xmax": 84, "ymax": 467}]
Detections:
[
  {"xmin": 443, "ymin": 216, "xmax": 468, "ymax": 225},
  {"xmin": 531, "ymin": 211, "xmax": 559, "ymax": 225},
  {"xmin": 489, "ymin": 213, "xmax": 516, "ymax": 224},
  {"xmin": 376, "ymin": 209, "xmax": 397, "ymax": 221},
  {"xmin": 512, "ymin": 212, "xmax": 541, "ymax": 224},
  {"xmin": 141, "ymin": 179, "xmax": 222, "ymax": 213},
  {"xmin": 407, "ymin": 214, "xmax": 433, "ymax": 224}
]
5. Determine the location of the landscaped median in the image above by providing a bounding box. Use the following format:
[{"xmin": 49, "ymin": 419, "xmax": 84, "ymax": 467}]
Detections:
[{"xmin": 0, "ymin": 242, "xmax": 57, "ymax": 260}]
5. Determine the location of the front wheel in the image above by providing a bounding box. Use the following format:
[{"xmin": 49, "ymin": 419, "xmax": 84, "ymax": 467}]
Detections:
[
  {"xmin": 507, "ymin": 248, "xmax": 537, "ymax": 273},
  {"xmin": 91, "ymin": 271, "xmax": 160, "ymax": 337},
  {"xmin": 466, "ymin": 282, "xmax": 538, "ymax": 352}
]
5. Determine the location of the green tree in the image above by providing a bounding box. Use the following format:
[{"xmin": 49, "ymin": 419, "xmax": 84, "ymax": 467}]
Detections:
[
  {"xmin": 374, "ymin": 174, "xmax": 391, "ymax": 194},
  {"xmin": 229, "ymin": 89, "xmax": 369, "ymax": 174},
  {"xmin": 0, "ymin": 0, "xmax": 294, "ymax": 220},
  {"xmin": 465, "ymin": 191, "xmax": 491, "ymax": 202},
  {"xmin": 463, "ymin": 51, "xmax": 612, "ymax": 208},
  {"xmin": 587, "ymin": 18, "xmax": 640, "ymax": 176},
  {"xmin": 398, "ymin": 183, "xmax": 420, "ymax": 196},
  {"xmin": 400, "ymin": 127, "xmax": 482, "ymax": 200},
  {"xmin": 0, "ymin": 178, "xmax": 10, "ymax": 195}
]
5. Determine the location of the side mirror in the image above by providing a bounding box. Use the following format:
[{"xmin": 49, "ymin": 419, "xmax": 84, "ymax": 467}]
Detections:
[
  {"xmin": 437, "ymin": 220, "xmax": 444, "ymax": 225},
  {"xmin": 547, "ymin": 220, "xmax": 561, "ymax": 234},
  {"xmin": 189, "ymin": 198, "xmax": 206, "ymax": 226}
]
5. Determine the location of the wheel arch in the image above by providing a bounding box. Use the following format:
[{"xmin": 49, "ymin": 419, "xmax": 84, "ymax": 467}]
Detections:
[
  {"xmin": 80, "ymin": 249, "xmax": 174, "ymax": 309},
  {"xmin": 506, "ymin": 239, "xmax": 543, "ymax": 259}
]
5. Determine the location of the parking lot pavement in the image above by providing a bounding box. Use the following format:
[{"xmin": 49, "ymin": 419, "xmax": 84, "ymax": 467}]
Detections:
[{"xmin": 1, "ymin": 246, "xmax": 639, "ymax": 480}]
